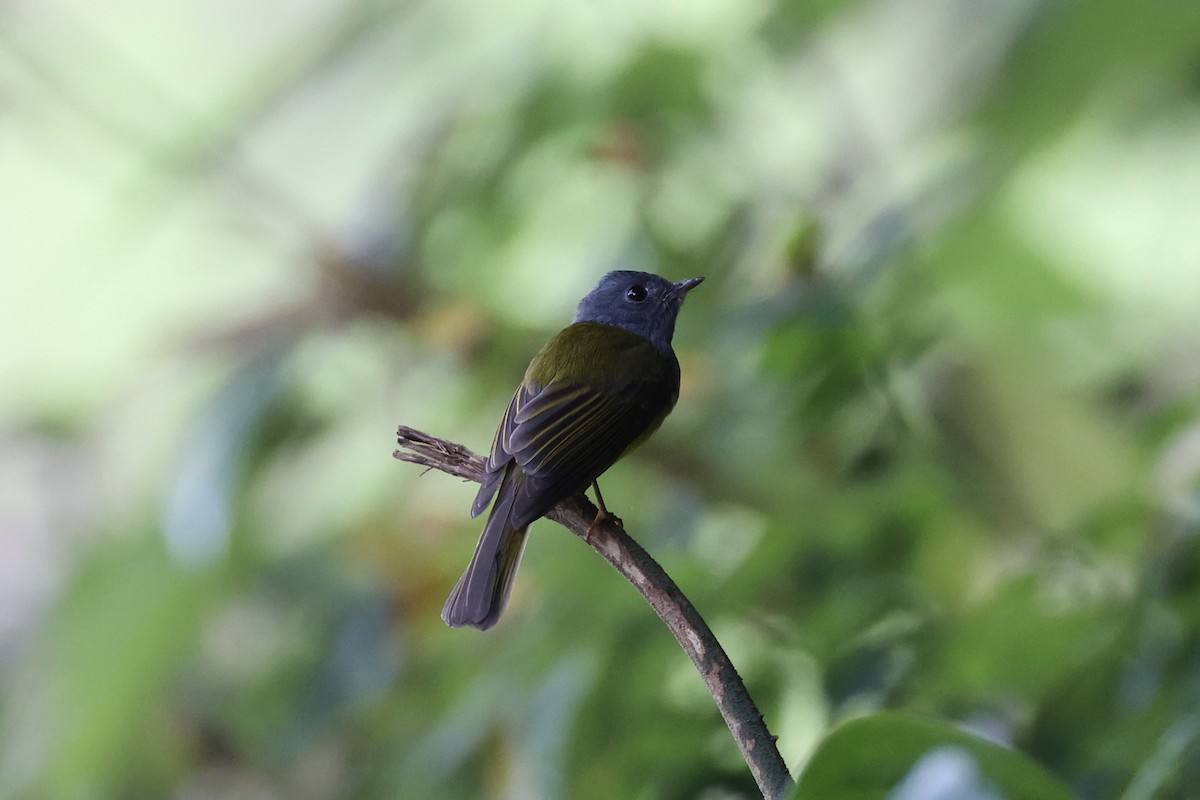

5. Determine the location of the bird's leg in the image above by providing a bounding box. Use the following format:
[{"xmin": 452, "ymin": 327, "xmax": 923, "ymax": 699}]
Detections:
[{"xmin": 585, "ymin": 480, "xmax": 623, "ymax": 542}]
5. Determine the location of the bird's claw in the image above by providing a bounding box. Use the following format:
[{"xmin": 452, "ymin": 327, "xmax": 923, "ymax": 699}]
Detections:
[{"xmin": 585, "ymin": 508, "xmax": 623, "ymax": 543}]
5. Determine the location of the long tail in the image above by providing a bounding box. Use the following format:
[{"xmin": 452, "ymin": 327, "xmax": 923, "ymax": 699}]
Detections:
[{"xmin": 441, "ymin": 471, "xmax": 529, "ymax": 630}]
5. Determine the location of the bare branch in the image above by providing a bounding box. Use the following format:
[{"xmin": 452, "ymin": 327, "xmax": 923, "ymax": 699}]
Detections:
[{"xmin": 394, "ymin": 425, "xmax": 795, "ymax": 799}]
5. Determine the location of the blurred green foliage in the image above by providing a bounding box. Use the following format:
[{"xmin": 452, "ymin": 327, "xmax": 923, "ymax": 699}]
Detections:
[{"xmin": 3, "ymin": 0, "xmax": 1200, "ymax": 798}]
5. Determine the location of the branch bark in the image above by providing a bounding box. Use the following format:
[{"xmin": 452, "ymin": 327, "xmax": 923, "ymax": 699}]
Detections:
[{"xmin": 394, "ymin": 425, "xmax": 795, "ymax": 799}]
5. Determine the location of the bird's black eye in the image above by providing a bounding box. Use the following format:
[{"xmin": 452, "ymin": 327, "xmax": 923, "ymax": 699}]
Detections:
[{"xmin": 625, "ymin": 285, "xmax": 648, "ymax": 302}]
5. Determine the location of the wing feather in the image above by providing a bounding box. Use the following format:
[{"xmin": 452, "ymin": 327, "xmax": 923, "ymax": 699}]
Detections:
[{"xmin": 471, "ymin": 324, "xmax": 680, "ymax": 526}]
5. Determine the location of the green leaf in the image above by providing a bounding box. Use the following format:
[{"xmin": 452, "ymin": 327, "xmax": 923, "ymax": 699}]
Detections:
[
  {"xmin": 794, "ymin": 712, "xmax": 1076, "ymax": 800},
  {"xmin": 33, "ymin": 539, "xmax": 220, "ymax": 798}
]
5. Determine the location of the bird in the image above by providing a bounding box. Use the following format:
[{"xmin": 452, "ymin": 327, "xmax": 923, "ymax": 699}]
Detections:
[{"xmin": 441, "ymin": 271, "xmax": 704, "ymax": 629}]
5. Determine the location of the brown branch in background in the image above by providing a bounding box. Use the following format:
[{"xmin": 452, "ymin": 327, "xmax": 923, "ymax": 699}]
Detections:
[{"xmin": 394, "ymin": 425, "xmax": 795, "ymax": 800}]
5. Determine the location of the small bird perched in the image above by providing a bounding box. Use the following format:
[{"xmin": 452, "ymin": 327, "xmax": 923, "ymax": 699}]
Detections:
[{"xmin": 442, "ymin": 271, "xmax": 704, "ymax": 629}]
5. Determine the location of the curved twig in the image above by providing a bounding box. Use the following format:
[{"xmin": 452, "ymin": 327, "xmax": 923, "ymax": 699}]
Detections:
[{"xmin": 394, "ymin": 425, "xmax": 794, "ymax": 799}]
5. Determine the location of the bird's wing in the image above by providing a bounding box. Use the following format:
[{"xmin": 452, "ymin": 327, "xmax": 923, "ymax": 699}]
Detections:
[{"xmin": 471, "ymin": 375, "xmax": 675, "ymax": 527}]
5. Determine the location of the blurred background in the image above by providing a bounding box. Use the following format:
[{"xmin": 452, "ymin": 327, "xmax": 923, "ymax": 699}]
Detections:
[{"xmin": 3, "ymin": 0, "xmax": 1200, "ymax": 797}]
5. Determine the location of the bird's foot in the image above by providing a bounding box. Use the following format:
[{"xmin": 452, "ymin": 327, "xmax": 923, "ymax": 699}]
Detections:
[
  {"xmin": 585, "ymin": 480, "xmax": 623, "ymax": 542},
  {"xmin": 585, "ymin": 507, "xmax": 623, "ymax": 543}
]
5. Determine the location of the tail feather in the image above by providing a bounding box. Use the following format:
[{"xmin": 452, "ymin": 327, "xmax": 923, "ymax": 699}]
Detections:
[{"xmin": 442, "ymin": 470, "xmax": 530, "ymax": 629}]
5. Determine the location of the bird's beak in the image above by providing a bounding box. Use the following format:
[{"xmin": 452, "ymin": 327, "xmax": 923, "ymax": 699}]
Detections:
[{"xmin": 669, "ymin": 276, "xmax": 704, "ymax": 301}]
